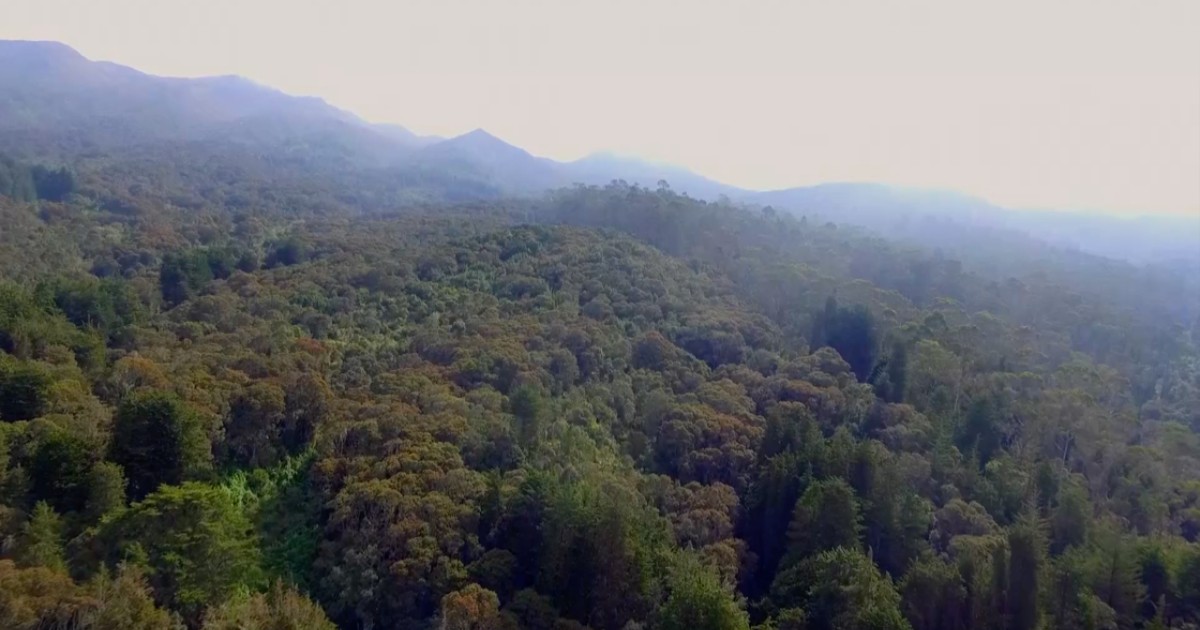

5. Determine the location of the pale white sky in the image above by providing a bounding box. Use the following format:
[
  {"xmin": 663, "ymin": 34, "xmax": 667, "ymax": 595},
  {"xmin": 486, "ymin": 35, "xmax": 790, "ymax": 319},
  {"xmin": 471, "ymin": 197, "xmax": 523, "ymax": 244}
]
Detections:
[{"xmin": 3, "ymin": 0, "xmax": 1199, "ymax": 216}]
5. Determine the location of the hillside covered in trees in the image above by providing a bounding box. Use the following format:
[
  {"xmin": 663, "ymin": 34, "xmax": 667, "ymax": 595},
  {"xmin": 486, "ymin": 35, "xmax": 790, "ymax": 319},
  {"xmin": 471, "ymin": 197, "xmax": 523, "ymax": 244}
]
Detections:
[{"xmin": 2, "ymin": 40, "xmax": 1200, "ymax": 630}]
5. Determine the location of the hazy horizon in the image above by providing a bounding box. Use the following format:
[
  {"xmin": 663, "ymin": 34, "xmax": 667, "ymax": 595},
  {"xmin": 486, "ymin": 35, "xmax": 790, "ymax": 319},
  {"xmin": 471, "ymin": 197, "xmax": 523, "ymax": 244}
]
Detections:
[{"xmin": 3, "ymin": 0, "xmax": 1198, "ymax": 217}]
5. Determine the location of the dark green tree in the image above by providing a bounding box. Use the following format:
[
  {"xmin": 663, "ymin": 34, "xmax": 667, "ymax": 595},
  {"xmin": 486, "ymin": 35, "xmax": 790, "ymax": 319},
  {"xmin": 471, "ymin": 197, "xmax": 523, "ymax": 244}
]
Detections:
[
  {"xmin": 109, "ymin": 390, "xmax": 211, "ymax": 500},
  {"xmin": 900, "ymin": 555, "xmax": 967, "ymax": 630},
  {"xmin": 30, "ymin": 165, "xmax": 75, "ymax": 201},
  {"xmin": 1084, "ymin": 525, "xmax": 1145, "ymax": 630},
  {"xmin": 30, "ymin": 429, "xmax": 96, "ymax": 513},
  {"xmin": 0, "ymin": 362, "xmax": 51, "ymax": 421},
  {"xmin": 509, "ymin": 385, "xmax": 545, "ymax": 447},
  {"xmin": 86, "ymin": 461, "xmax": 127, "ymax": 522},
  {"xmin": 0, "ymin": 154, "xmax": 36, "ymax": 201},
  {"xmin": 220, "ymin": 382, "xmax": 287, "ymax": 468},
  {"xmin": 873, "ymin": 340, "xmax": 909, "ymax": 403},
  {"xmin": 1050, "ymin": 479, "xmax": 1091, "ymax": 554},
  {"xmin": 1006, "ymin": 516, "xmax": 1044, "ymax": 630},
  {"xmin": 770, "ymin": 547, "xmax": 909, "ymax": 630},
  {"xmin": 783, "ymin": 478, "xmax": 861, "ymax": 566},
  {"xmin": 264, "ymin": 237, "xmax": 310, "ymax": 268},
  {"xmin": 813, "ymin": 298, "xmax": 879, "ymax": 383},
  {"xmin": 159, "ymin": 249, "xmax": 216, "ymax": 307},
  {"xmin": 1174, "ymin": 547, "xmax": 1200, "ymax": 623}
]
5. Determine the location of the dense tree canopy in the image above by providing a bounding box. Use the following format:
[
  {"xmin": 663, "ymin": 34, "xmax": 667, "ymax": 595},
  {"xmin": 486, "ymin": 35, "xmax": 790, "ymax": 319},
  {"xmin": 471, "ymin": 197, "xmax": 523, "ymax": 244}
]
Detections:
[{"xmin": 0, "ymin": 146, "xmax": 1198, "ymax": 630}]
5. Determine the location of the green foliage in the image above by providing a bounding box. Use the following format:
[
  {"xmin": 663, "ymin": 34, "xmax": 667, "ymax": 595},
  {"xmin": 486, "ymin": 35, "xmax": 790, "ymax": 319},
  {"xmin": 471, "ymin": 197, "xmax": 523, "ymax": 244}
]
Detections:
[
  {"xmin": 469, "ymin": 549, "xmax": 519, "ymax": 601},
  {"xmin": 783, "ymin": 478, "xmax": 862, "ymax": 566},
  {"xmin": 509, "ymin": 385, "xmax": 545, "ymax": 447},
  {"xmin": 100, "ymin": 482, "xmax": 265, "ymax": 621},
  {"xmin": 17, "ymin": 501, "xmax": 67, "ymax": 571},
  {"xmin": 158, "ymin": 246, "xmax": 249, "ymax": 308},
  {"xmin": 0, "ymin": 155, "xmax": 37, "ymax": 202},
  {"xmin": 86, "ymin": 461, "xmax": 128, "ymax": 522},
  {"xmin": 280, "ymin": 373, "xmax": 329, "ymax": 456},
  {"xmin": 770, "ymin": 547, "xmax": 910, "ymax": 630},
  {"xmin": 873, "ymin": 340, "xmax": 909, "ymax": 403},
  {"xmin": 0, "ymin": 361, "xmax": 51, "ymax": 421},
  {"xmin": 0, "ymin": 283, "xmax": 107, "ymax": 370},
  {"xmin": 160, "ymin": 249, "xmax": 220, "ymax": 307},
  {"xmin": 1006, "ymin": 516, "xmax": 1044, "ymax": 630},
  {"xmin": 956, "ymin": 395, "xmax": 1004, "ymax": 465},
  {"xmin": 30, "ymin": 427, "xmax": 96, "ymax": 513},
  {"xmin": 811, "ymin": 297, "xmax": 879, "ymax": 383},
  {"xmin": 42, "ymin": 275, "xmax": 143, "ymax": 335},
  {"xmin": 1050, "ymin": 478, "xmax": 1091, "ymax": 554},
  {"xmin": 220, "ymin": 382, "xmax": 288, "ymax": 468},
  {"xmin": 899, "ymin": 555, "xmax": 967, "ymax": 630},
  {"xmin": 1046, "ymin": 548, "xmax": 1099, "ymax": 630},
  {"xmin": 535, "ymin": 476, "xmax": 671, "ymax": 629},
  {"xmin": 1082, "ymin": 524, "xmax": 1146, "ymax": 630},
  {"xmin": 660, "ymin": 552, "xmax": 749, "ymax": 630},
  {"xmin": 264, "ymin": 236, "xmax": 311, "ymax": 268},
  {"xmin": 1176, "ymin": 546, "xmax": 1200, "ymax": 622},
  {"xmin": 110, "ymin": 389, "xmax": 211, "ymax": 500},
  {"xmin": 0, "ymin": 157, "xmax": 1197, "ymax": 630},
  {"xmin": 226, "ymin": 454, "xmax": 322, "ymax": 590}
]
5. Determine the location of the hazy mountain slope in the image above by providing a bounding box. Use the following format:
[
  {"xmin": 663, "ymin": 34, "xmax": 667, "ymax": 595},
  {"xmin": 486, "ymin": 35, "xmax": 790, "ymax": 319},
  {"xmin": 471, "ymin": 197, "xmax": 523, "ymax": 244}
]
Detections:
[
  {"xmin": 564, "ymin": 152, "xmax": 741, "ymax": 199},
  {"xmin": 1001, "ymin": 209, "xmax": 1200, "ymax": 266},
  {"xmin": 374, "ymin": 123, "xmax": 442, "ymax": 147},
  {"xmin": 1, "ymin": 39, "xmax": 1193, "ymax": 274},
  {"xmin": 0, "ymin": 40, "xmax": 421, "ymax": 165},
  {"xmin": 405, "ymin": 129, "xmax": 564, "ymax": 194},
  {"xmin": 0, "ymin": 40, "xmax": 731, "ymax": 201},
  {"xmin": 751, "ymin": 183, "xmax": 1200, "ymax": 268},
  {"xmin": 750, "ymin": 183, "xmax": 997, "ymax": 222}
]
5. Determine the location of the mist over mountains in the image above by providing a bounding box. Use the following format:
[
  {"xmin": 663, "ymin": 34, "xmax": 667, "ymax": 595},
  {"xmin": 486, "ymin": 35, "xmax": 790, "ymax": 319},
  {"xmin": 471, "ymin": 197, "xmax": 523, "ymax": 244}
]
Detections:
[
  {"xmin": 2, "ymin": 39, "xmax": 1196, "ymax": 268},
  {"xmin": 4, "ymin": 35, "xmax": 1200, "ymax": 630}
]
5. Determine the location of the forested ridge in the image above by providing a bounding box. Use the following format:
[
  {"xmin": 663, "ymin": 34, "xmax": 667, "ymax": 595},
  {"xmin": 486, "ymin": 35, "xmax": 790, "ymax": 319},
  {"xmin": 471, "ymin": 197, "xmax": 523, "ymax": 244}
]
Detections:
[
  {"xmin": 3, "ymin": 128, "xmax": 1200, "ymax": 628},
  {"xmin": 4, "ymin": 160, "xmax": 1200, "ymax": 630}
]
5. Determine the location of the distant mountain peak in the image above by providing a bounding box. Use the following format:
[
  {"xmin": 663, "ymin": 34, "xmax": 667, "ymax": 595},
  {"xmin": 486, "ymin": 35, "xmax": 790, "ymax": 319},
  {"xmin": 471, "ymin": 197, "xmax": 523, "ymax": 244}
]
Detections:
[
  {"xmin": 432, "ymin": 128, "xmax": 532, "ymax": 158},
  {"xmin": 450, "ymin": 128, "xmax": 513, "ymax": 147}
]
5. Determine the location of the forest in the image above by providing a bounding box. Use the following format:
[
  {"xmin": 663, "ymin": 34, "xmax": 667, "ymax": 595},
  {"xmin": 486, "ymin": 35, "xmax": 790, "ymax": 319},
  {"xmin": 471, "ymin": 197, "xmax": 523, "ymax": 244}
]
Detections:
[
  {"xmin": 1, "ymin": 42, "xmax": 1200, "ymax": 629},
  {"xmin": 2, "ymin": 139, "xmax": 1200, "ymax": 630}
]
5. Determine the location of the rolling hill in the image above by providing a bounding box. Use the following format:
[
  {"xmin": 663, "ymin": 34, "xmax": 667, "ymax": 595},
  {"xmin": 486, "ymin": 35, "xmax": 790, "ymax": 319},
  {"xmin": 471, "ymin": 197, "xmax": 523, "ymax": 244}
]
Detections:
[
  {"xmin": 1, "ymin": 39, "xmax": 1195, "ymax": 271},
  {"xmin": 1, "ymin": 38, "xmax": 1199, "ymax": 630}
]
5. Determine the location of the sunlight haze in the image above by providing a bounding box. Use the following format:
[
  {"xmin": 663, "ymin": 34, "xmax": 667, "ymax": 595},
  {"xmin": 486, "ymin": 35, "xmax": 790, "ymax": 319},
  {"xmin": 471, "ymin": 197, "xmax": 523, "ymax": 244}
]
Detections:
[{"xmin": 4, "ymin": 0, "xmax": 1198, "ymax": 216}]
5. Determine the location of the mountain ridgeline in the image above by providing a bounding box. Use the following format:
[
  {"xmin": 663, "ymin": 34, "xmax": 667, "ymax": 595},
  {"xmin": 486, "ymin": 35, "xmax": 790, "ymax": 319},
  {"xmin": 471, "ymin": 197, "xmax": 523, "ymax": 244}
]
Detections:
[
  {"xmin": 1, "ymin": 39, "xmax": 1199, "ymax": 630},
  {"xmin": 2, "ymin": 39, "xmax": 1195, "ymax": 268}
]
